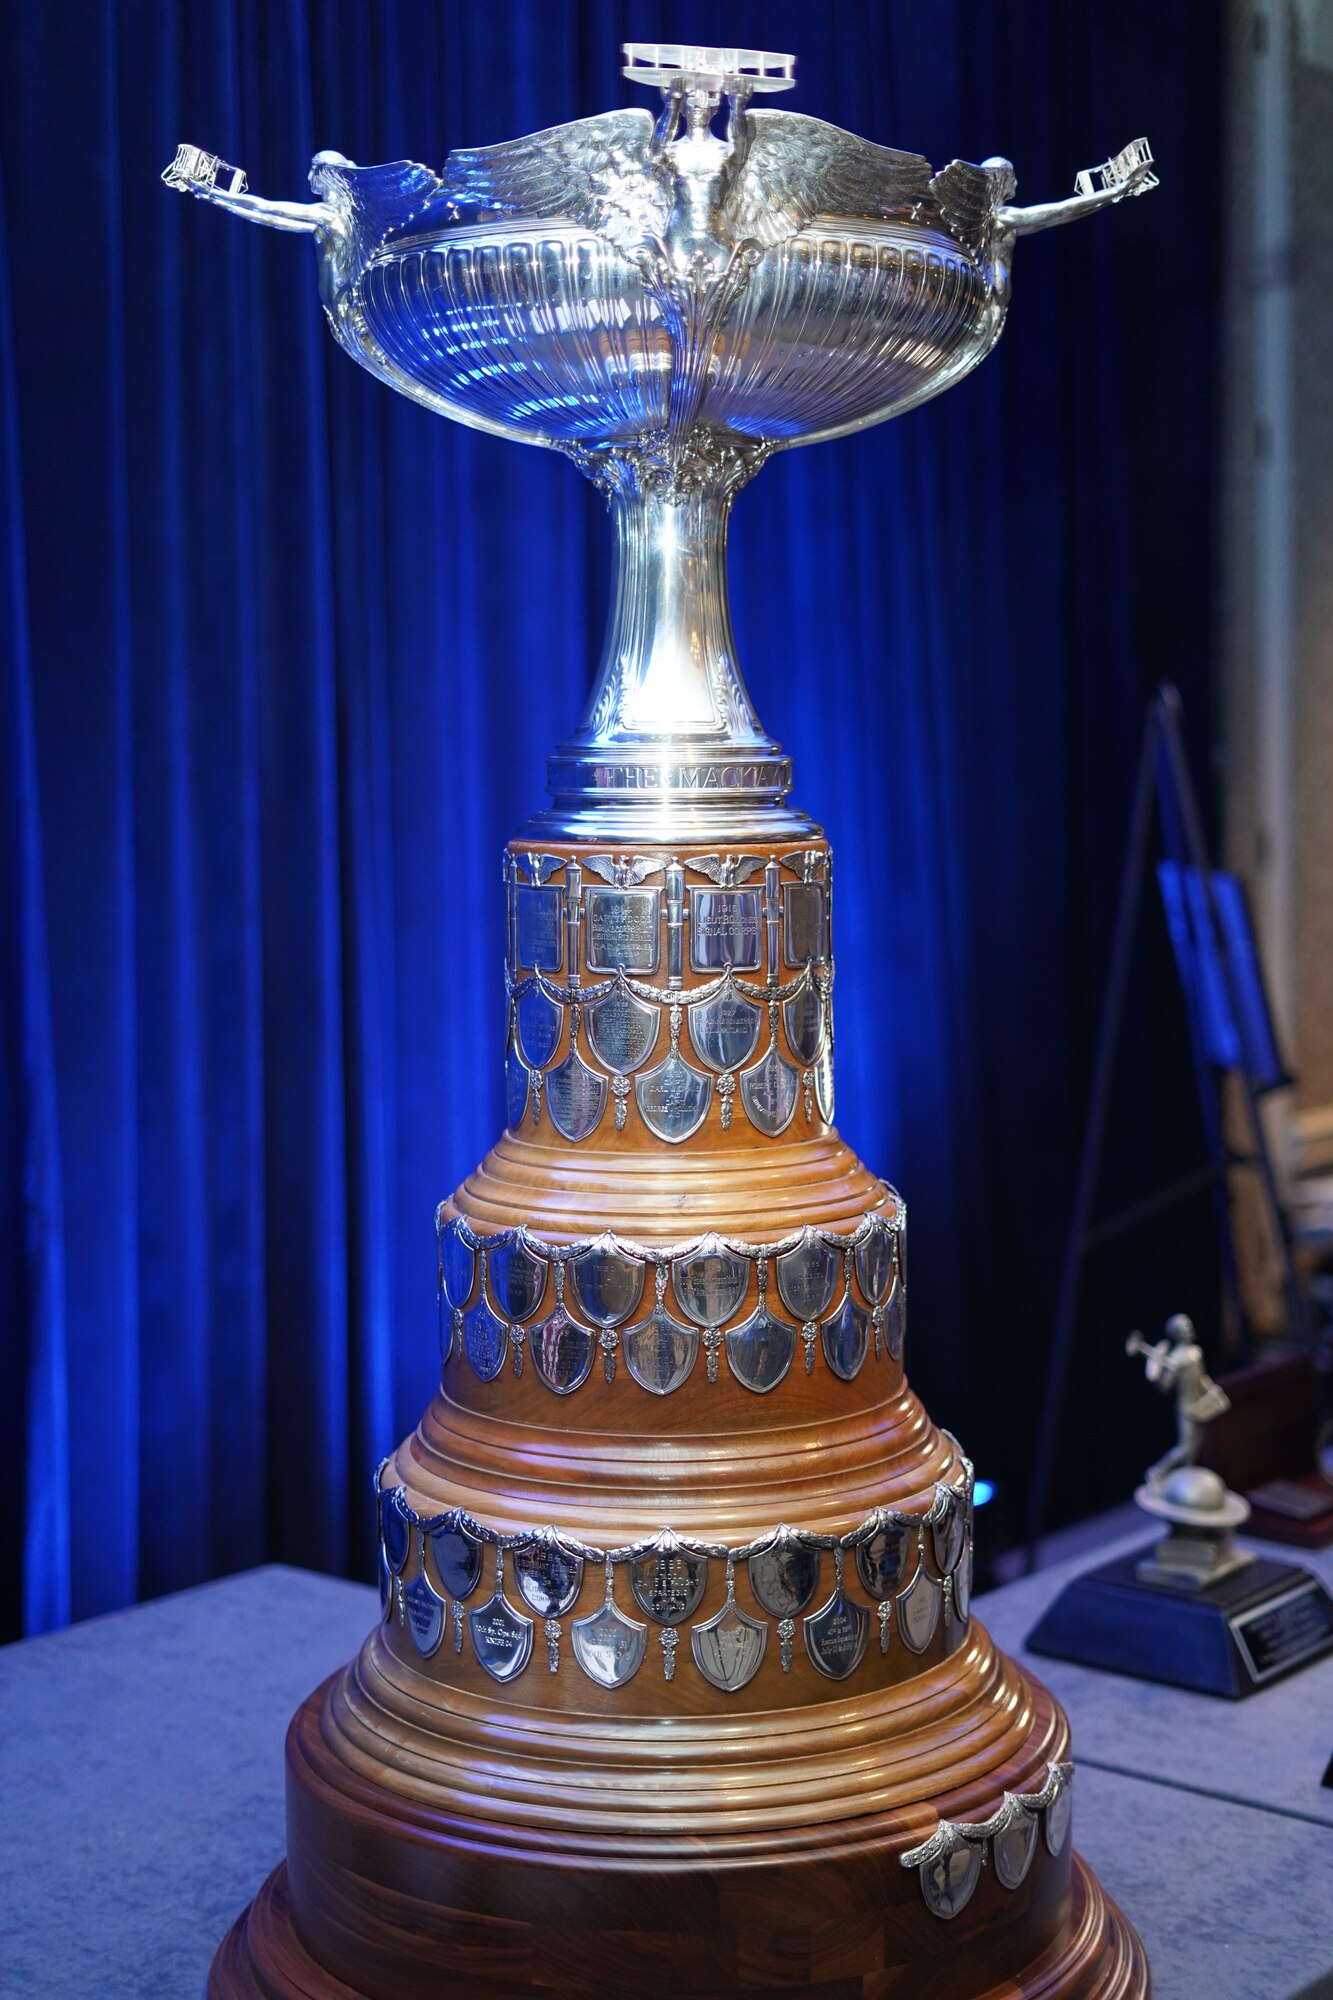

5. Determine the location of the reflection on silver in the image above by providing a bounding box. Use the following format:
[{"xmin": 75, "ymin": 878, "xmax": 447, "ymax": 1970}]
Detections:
[
  {"xmin": 427, "ymin": 1516, "xmax": 484, "ymax": 1601},
  {"xmin": 1045, "ymin": 1780, "xmax": 1072, "ymax": 1856},
  {"xmin": 814, "ymin": 1044, "xmax": 835, "ymax": 1123},
  {"xmin": 504, "ymin": 1048, "xmax": 529, "ymax": 1131},
  {"xmin": 439, "ymin": 1224, "xmax": 475, "ymax": 1312},
  {"xmin": 672, "ymin": 1237, "xmax": 750, "ymax": 1327},
  {"xmin": 782, "ymin": 979, "xmax": 824, "ymax": 1065},
  {"xmin": 468, "ymin": 1589, "xmax": 535, "ymax": 1683},
  {"xmin": 635, "ymin": 1048, "xmax": 712, "ymax": 1142},
  {"xmin": 629, "ymin": 1531, "xmax": 708, "ymax": 1624},
  {"xmin": 993, "ymin": 1810, "xmax": 1039, "ymax": 1890},
  {"xmin": 585, "ymin": 887, "xmax": 661, "ymax": 973},
  {"xmin": 901, "ymin": 1765, "xmax": 1074, "ymax": 1917},
  {"xmin": 955, "ymin": 1540, "xmax": 972, "ymax": 1623},
  {"xmin": 855, "ymin": 1220, "xmax": 896, "ymax": 1307},
  {"xmin": 514, "ymin": 885, "xmax": 563, "ymax": 971},
  {"xmin": 691, "ymin": 1561, "xmax": 767, "ymax": 1692},
  {"xmin": 513, "ymin": 1534, "xmax": 584, "ymax": 1617},
  {"xmin": 920, "ymin": 1841, "xmax": 982, "ymax": 1921},
  {"xmin": 688, "ymin": 984, "xmax": 763, "ymax": 1072},
  {"xmin": 821, "ymin": 1292, "xmax": 870, "ymax": 1381},
  {"xmin": 690, "ymin": 889, "xmax": 763, "ymax": 971},
  {"xmin": 885, "ymin": 1286, "xmax": 905, "ymax": 1363},
  {"xmin": 516, "ymin": 985, "xmax": 562, "ymax": 1069},
  {"xmin": 782, "ymin": 882, "xmax": 828, "ymax": 966},
  {"xmin": 622, "ymin": 1305, "xmax": 699, "ymax": 1395},
  {"xmin": 897, "ymin": 1564, "xmax": 942, "ymax": 1654},
  {"xmin": 932, "ymin": 1490, "xmax": 966, "ymax": 1576},
  {"xmin": 854, "ymin": 1518, "xmax": 910, "ymax": 1602},
  {"xmin": 569, "ymin": 1239, "xmax": 645, "ymax": 1328},
  {"xmin": 586, "ymin": 983, "xmax": 659, "ymax": 1073},
  {"xmin": 740, "ymin": 1040, "xmax": 799, "ymax": 1136},
  {"xmin": 489, "ymin": 1236, "xmax": 547, "ymax": 1323},
  {"xmin": 572, "ymin": 1559, "xmax": 648, "ymax": 1688},
  {"xmin": 529, "ymin": 1308, "xmax": 596, "ymax": 1395},
  {"xmin": 724, "ymin": 1301, "xmax": 795, "ymax": 1393},
  {"xmin": 463, "ymin": 1298, "xmax": 508, "ymax": 1383},
  {"xmin": 381, "ymin": 1491, "xmax": 410, "ymax": 1575},
  {"xmin": 803, "ymin": 1581, "xmax": 871, "ymax": 1680},
  {"xmin": 775, "ymin": 1230, "xmax": 839, "ymax": 1323},
  {"xmin": 403, "ymin": 1570, "xmax": 447, "ymax": 1659},
  {"xmin": 545, "ymin": 1044, "xmax": 608, "ymax": 1141},
  {"xmin": 748, "ymin": 1528, "xmax": 819, "ymax": 1618}
]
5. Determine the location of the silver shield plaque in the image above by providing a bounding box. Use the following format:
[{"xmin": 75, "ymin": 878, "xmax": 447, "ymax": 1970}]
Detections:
[
  {"xmin": 687, "ymin": 986, "xmax": 763, "ymax": 1072},
  {"xmin": 569, "ymin": 1240, "xmax": 644, "ymax": 1328},
  {"xmin": 898, "ymin": 1565, "xmax": 942, "ymax": 1653},
  {"xmin": 403, "ymin": 1570, "xmax": 447, "ymax": 1659},
  {"xmin": 748, "ymin": 1531, "xmax": 819, "ymax": 1619},
  {"xmin": 775, "ymin": 1230, "xmax": 839, "ymax": 1323},
  {"xmin": 488, "ymin": 1236, "xmax": 547, "ymax": 1323},
  {"xmin": 545, "ymin": 1046, "xmax": 608, "ymax": 1142},
  {"xmin": 468, "ymin": 1590, "xmax": 535, "ymax": 1683},
  {"xmin": 921, "ymin": 1845, "xmax": 981, "ymax": 1921},
  {"xmin": 463, "ymin": 1298, "xmax": 508, "ymax": 1382},
  {"xmin": 427, "ymin": 1517, "xmax": 484, "ymax": 1601},
  {"xmin": 725, "ymin": 1302, "xmax": 795, "ymax": 1393},
  {"xmin": 530, "ymin": 1308, "xmax": 596, "ymax": 1395},
  {"xmin": 513, "ymin": 1539, "xmax": 584, "ymax": 1618},
  {"xmin": 514, "ymin": 884, "xmax": 563, "ymax": 971},
  {"xmin": 629, "ymin": 1538, "xmax": 708, "ymax": 1624},
  {"xmin": 855, "ymin": 1219, "xmax": 896, "ymax": 1307},
  {"xmin": 671, "ymin": 1238, "xmax": 749, "ymax": 1327},
  {"xmin": 572, "ymin": 1570, "xmax": 648, "ymax": 1689},
  {"xmin": 585, "ymin": 985, "xmax": 659, "ymax": 1074},
  {"xmin": 622, "ymin": 1305, "xmax": 698, "ymax": 1395},
  {"xmin": 439, "ymin": 1222, "xmax": 475, "ymax": 1311},
  {"xmin": 381, "ymin": 1491, "xmax": 410, "ymax": 1574},
  {"xmin": 504, "ymin": 1047, "xmax": 529, "ymax": 1130},
  {"xmin": 803, "ymin": 1587, "xmax": 870, "ymax": 1680},
  {"xmin": 782, "ymin": 881, "xmax": 828, "ymax": 967},
  {"xmin": 782, "ymin": 981, "xmax": 824, "ymax": 1065},
  {"xmin": 885, "ymin": 1286, "xmax": 906, "ymax": 1362},
  {"xmin": 516, "ymin": 985, "xmax": 562, "ymax": 1069},
  {"xmin": 855, "ymin": 1521, "xmax": 910, "ymax": 1602},
  {"xmin": 932, "ymin": 1490, "xmax": 966, "ymax": 1576},
  {"xmin": 994, "ymin": 1812, "xmax": 1039, "ymax": 1890},
  {"xmin": 585, "ymin": 887, "xmax": 661, "ymax": 973},
  {"xmin": 821, "ymin": 1293, "xmax": 870, "ymax": 1381},
  {"xmin": 691, "ymin": 1594, "xmax": 767, "ymax": 1692},
  {"xmin": 740, "ymin": 1043, "xmax": 799, "ymax": 1136},
  {"xmin": 690, "ymin": 889, "xmax": 763, "ymax": 971},
  {"xmin": 635, "ymin": 1050, "xmax": 712, "ymax": 1143},
  {"xmin": 814, "ymin": 1045, "xmax": 834, "ymax": 1123},
  {"xmin": 1045, "ymin": 1782, "xmax": 1073, "ymax": 1856},
  {"xmin": 955, "ymin": 1541, "xmax": 972, "ymax": 1623}
]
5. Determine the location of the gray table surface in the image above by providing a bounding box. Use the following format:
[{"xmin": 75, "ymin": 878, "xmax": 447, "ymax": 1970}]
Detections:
[{"xmin": 0, "ymin": 1543, "xmax": 1330, "ymax": 2000}]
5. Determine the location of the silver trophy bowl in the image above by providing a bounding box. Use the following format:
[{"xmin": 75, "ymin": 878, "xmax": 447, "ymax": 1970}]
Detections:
[{"xmin": 165, "ymin": 43, "xmax": 1154, "ymax": 834}]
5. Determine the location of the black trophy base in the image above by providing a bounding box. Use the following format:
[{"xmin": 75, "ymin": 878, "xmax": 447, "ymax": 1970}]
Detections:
[{"xmin": 1026, "ymin": 1544, "xmax": 1333, "ymax": 1698}]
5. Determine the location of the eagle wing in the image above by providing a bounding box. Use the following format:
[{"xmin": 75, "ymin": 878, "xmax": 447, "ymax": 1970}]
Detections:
[
  {"xmin": 725, "ymin": 110, "xmax": 932, "ymax": 249},
  {"xmin": 440, "ymin": 108, "xmax": 668, "ymax": 259},
  {"xmin": 928, "ymin": 159, "xmax": 1017, "ymax": 265}
]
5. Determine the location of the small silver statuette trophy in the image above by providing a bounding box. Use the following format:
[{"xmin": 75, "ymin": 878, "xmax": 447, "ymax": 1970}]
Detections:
[{"xmin": 1029, "ymin": 1312, "xmax": 1333, "ymax": 1696}]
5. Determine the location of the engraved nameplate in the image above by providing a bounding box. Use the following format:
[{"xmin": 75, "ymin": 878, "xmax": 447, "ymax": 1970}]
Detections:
[
  {"xmin": 671, "ymin": 1240, "xmax": 749, "ymax": 1327},
  {"xmin": 740, "ymin": 1044, "xmax": 799, "ymax": 1136},
  {"xmin": 803, "ymin": 1588, "xmax": 870, "ymax": 1680},
  {"xmin": 775, "ymin": 1231, "xmax": 838, "ymax": 1322},
  {"xmin": 783, "ymin": 981, "xmax": 824, "ymax": 1065},
  {"xmin": 427, "ymin": 1517, "xmax": 484, "ymax": 1600},
  {"xmin": 821, "ymin": 1293, "xmax": 870, "ymax": 1380},
  {"xmin": 463, "ymin": 1298, "xmax": 508, "ymax": 1382},
  {"xmin": 515, "ymin": 885, "xmax": 563, "ymax": 971},
  {"xmin": 585, "ymin": 888, "xmax": 661, "ymax": 974},
  {"xmin": 569, "ymin": 1241, "xmax": 644, "ymax": 1328},
  {"xmin": 690, "ymin": 890, "xmax": 763, "ymax": 972},
  {"xmin": 725, "ymin": 1302, "xmax": 795, "ymax": 1393},
  {"xmin": 403, "ymin": 1571, "xmax": 447, "ymax": 1659},
  {"xmin": 691, "ymin": 1599, "xmax": 767, "ymax": 1691},
  {"xmin": 586, "ymin": 985, "xmax": 658, "ymax": 1073},
  {"xmin": 516, "ymin": 986, "xmax": 562, "ymax": 1069},
  {"xmin": 635, "ymin": 1050, "xmax": 712, "ymax": 1143},
  {"xmin": 855, "ymin": 1219, "xmax": 896, "ymax": 1306},
  {"xmin": 629, "ymin": 1543, "xmax": 708, "ymax": 1625},
  {"xmin": 855, "ymin": 1521, "xmax": 909, "ymax": 1602},
  {"xmin": 687, "ymin": 987, "xmax": 763, "ymax": 1073},
  {"xmin": 468, "ymin": 1590, "xmax": 534, "ymax": 1683},
  {"xmin": 488, "ymin": 1237, "xmax": 547, "ymax": 1323},
  {"xmin": 782, "ymin": 882, "xmax": 828, "ymax": 967},
  {"xmin": 530, "ymin": 1308, "xmax": 596, "ymax": 1395},
  {"xmin": 571, "ymin": 1598, "xmax": 648, "ymax": 1688},
  {"xmin": 513, "ymin": 1540, "xmax": 584, "ymax": 1618},
  {"xmin": 749, "ymin": 1534, "xmax": 819, "ymax": 1619},
  {"xmin": 622, "ymin": 1306, "xmax": 698, "ymax": 1395},
  {"xmin": 545, "ymin": 1047, "xmax": 608, "ymax": 1142},
  {"xmin": 898, "ymin": 1565, "xmax": 942, "ymax": 1653}
]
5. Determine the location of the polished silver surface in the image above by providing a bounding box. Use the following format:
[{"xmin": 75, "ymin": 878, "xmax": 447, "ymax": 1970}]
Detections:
[
  {"xmin": 403, "ymin": 1568, "xmax": 447, "ymax": 1659},
  {"xmin": 820, "ymin": 1289, "xmax": 870, "ymax": 1381},
  {"xmin": 897, "ymin": 1563, "xmax": 942, "ymax": 1654},
  {"xmin": 468, "ymin": 1592, "xmax": 535, "ymax": 1683},
  {"xmin": 931, "ymin": 1489, "xmax": 967, "ymax": 1577},
  {"xmin": 748, "ymin": 1527, "xmax": 820, "ymax": 1618},
  {"xmin": 572, "ymin": 1559, "xmax": 649, "ymax": 1689},
  {"xmin": 585, "ymin": 983, "xmax": 659, "ymax": 1073},
  {"xmin": 512, "ymin": 1533, "xmax": 585, "ymax": 1618},
  {"xmin": 634, "ymin": 1045, "xmax": 712, "ymax": 1142},
  {"xmin": 671, "ymin": 1237, "xmax": 750, "ymax": 1327},
  {"xmin": 853, "ymin": 1516, "xmax": 911, "ymax": 1602},
  {"xmin": 168, "ymin": 60, "xmax": 1153, "ymax": 836},
  {"xmin": 900, "ymin": 1763, "xmax": 1076, "ymax": 1918},
  {"xmin": 691, "ymin": 1560, "xmax": 767, "ymax": 1692},
  {"xmin": 629, "ymin": 1531, "xmax": 709, "ymax": 1624},
  {"xmin": 622, "ymin": 1303, "xmax": 699, "ymax": 1396},
  {"xmin": 687, "ymin": 981, "xmax": 763, "ymax": 1072},
  {"xmin": 529, "ymin": 1308, "xmax": 597, "ymax": 1396},
  {"xmin": 585, "ymin": 887, "xmax": 662, "ymax": 974},
  {"xmin": 803, "ymin": 1582, "xmax": 871, "ymax": 1680},
  {"xmin": 569, "ymin": 1238, "xmax": 645, "ymax": 1328},
  {"xmin": 426, "ymin": 1515, "xmax": 484, "ymax": 1602},
  {"xmin": 724, "ymin": 1301, "xmax": 795, "ymax": 1393},
  {"xmin": 462, "ymin": 1297, "xmax": 508, "ymax": 1382}
]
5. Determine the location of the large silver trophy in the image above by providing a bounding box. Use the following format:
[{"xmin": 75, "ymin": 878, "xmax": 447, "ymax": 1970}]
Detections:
[{"xmin": 167, "ymin": 44, "xmax": 1157, "ymax": 2000}]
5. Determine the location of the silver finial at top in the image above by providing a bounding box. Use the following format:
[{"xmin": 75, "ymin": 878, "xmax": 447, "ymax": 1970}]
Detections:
[{"xmin": 622, "ymin": 43, "xmax": 796, "ymax": 94}]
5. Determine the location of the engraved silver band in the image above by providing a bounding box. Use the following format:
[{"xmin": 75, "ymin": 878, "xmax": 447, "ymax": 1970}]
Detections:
[
  {"xmin": 376, "ymin": 1449, "xmax": 974, "ymax": 1697},
  {"xmin": 437, "ymin": 1200, "xmax": 906, "ymax": 1394}
]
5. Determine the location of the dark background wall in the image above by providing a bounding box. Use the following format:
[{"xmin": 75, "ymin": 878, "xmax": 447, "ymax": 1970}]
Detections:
[{"xmin": 0, "ymin": 1, "xmax": 1223, "ymax": 1639}]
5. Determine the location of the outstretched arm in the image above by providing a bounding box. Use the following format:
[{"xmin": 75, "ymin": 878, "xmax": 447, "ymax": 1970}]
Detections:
[
  {"xmin": 999, "ymin": 138, "xmax": 1156, "ymax": 239},
  {"xmin": 162, "ymin": 145, "xmax": 336, "ymax": 235}
]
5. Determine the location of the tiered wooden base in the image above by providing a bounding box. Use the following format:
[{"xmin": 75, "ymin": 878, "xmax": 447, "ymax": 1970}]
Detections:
[{"xmin": 211, "ymin": 830, "xmax": 1147, "ymax": 1997}]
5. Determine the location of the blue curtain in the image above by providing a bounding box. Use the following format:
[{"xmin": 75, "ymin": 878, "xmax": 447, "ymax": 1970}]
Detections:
[{"xmin": 0, "ymin": 1, "xmax": 1222, "ymax": 1638}]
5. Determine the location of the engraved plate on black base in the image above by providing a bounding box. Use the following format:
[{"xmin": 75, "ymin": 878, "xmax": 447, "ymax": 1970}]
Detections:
[{"xmin": 1027, "ymin": 1547, "xmax": 1333, "ymax": 1699}]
